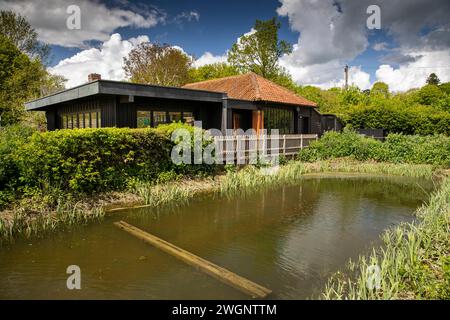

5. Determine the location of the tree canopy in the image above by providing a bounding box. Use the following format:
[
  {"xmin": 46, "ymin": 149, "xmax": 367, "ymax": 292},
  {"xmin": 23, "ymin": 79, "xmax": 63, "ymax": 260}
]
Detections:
[
  {"xmin": 426, "ymin": 73, "xmax": 440, "ymax": 86},
  {"xmin": 124, "ymin": 42, "xmax": 193, "ymax": 87},
  {"xmin": 188, "ymin": 63, "xmax": 240, "ymax": 83},
  {"xmin": 228, "ymin": 17, "xmax": 292, "ymax": 79},
  {"xmin": 0, "ymin": 35, "xmax": 46, "ymax": 125},
  {"xmin": 0, "ymin": 10, "xmax": 49, "ymax": 62}
]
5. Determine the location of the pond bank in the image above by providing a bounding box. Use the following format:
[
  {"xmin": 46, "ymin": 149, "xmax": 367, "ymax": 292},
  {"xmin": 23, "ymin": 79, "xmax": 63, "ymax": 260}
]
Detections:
[{"xmin": 0, "ymin": 159, "xmax": 445, "ymax": 243}]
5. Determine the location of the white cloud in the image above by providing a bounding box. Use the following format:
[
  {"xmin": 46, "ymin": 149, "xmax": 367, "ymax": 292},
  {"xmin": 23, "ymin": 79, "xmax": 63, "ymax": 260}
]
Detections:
[
  {"xmin": 174, "ymin": 11, "xmax": 200, "ymax": 23},
  {"xmin": 375, "ymin": 50, "xmax": 450, "ymax": 91},
  {"xmin": 373, "ymin": 42, "xmax": 389, "ymax": 51},
  {"xmin": 49, "ymin": 33, "xmax": 149, "ymax": 88},
  {"xmin": 0, "ymin": 0, "xmax": 165, "ymax": 47},
  {"xmin": 280, "ymin": 55, "xmax": 372, "ymax": 90},
  {"xmin": 193, "ymin": 52, "xmax": 227, "ymax": 67},
  {"xmin": 277, "ymin": 0, "xmax": 450, "ymax": 91}
]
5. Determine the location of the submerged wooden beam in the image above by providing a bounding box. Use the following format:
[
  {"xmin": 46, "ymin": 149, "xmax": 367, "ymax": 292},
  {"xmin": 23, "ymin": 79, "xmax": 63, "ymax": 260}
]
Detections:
[{"xmin": 114, "ymin": 220, "xmax": 272, "ymax": 299}]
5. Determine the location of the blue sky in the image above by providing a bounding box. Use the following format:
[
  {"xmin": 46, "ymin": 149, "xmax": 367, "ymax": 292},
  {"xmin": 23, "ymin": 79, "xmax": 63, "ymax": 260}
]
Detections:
[
  {"xmin": 49, "ymin": 0, "xmax": 299, "ymax": 65},
  {"xmin": 2, "ymin": 0, "xmax": 449, "ymax": 91}
]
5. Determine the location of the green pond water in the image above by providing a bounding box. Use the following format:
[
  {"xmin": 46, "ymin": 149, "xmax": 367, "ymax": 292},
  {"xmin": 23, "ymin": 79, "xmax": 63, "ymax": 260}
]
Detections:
[{"xmin": 0, "ymin": 175, "xmax": 433, "ymax": 299}]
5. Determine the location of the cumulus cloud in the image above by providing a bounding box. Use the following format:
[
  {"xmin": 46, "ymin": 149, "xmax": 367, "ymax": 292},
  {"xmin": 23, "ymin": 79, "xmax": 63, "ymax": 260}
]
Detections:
[
  {"xmin": 193, "ymin": 52, "xmax": 227, "ymax": 67},
  {"xmin": 277, "ymin": 0, "xmax": 450, "ymax": 91},
  {"xmin": 375, "ymin": 50, "xmax": 450, "ymax": 91},
  {"xmin": 0, "ymin": 0, "xmax": 165, "ymax": 47},
  {"xmin": 49, "ymin": 33, "xmax": 149, "ymax": 87}
]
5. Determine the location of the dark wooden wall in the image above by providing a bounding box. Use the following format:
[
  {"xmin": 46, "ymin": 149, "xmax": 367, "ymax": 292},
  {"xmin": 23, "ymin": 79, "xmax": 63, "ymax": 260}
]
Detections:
[{"xmin": 46, "ymin": 95, "xmax": 222, "ymax": 130}]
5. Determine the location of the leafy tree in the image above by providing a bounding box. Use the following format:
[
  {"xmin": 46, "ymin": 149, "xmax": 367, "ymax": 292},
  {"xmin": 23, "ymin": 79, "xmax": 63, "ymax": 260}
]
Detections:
[
  {"xmin": 188, "ymin": 63, "xmax": 240, "ymax": 83},
  {"xmin": 417, "ymin": 84, "xmax": 444, "ymax": 105},
  {"xmin": 439, "ymin": 82, "xmax": 450, "ymax": 95},
  {"xmin": 0, "ymin": 10, "xmax": 49, "ymax": 62},
  {"xmin": 370, "ymin": 82, "xmax": 389, "ymax": 98},
  {"xmin": 426, "ymin": 73, "xmax": 440, "ymax": 86},
  {"xmin": 228, "ymin": 17, "xmax": 292, "ymax": 79},
  {"xmin": 0, "ymin": 35, "xmax": 46, "ymax": 126},
  {"xmin": 124, "ymin": 42, "xmax": 193, "ymax": 87}
]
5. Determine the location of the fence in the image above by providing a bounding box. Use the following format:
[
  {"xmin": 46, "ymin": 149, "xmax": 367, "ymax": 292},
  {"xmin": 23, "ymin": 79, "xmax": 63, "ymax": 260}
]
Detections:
[{"xmin": 213, "ymin": 134, "xmax": 318, "ymax": 164}]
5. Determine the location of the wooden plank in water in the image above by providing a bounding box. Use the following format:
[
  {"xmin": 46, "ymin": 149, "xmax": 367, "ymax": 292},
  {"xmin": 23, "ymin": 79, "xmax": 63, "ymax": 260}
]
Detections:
[{"xmin": 114, "ymin": 220, "xmax": 272, "ymax": 299}]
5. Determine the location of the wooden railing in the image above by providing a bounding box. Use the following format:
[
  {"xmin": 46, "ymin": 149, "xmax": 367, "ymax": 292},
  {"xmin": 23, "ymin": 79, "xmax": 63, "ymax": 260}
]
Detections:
[{"xmin": 213, "ymin": 134, "xmax": 318, "ymax": 164}]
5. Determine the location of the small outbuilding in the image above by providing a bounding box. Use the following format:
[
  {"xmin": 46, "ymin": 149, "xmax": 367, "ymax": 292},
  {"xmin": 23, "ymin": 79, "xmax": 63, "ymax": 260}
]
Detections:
[{"xmin": 26, "ymin": 72, "xmax": 339, "ymax": 134}]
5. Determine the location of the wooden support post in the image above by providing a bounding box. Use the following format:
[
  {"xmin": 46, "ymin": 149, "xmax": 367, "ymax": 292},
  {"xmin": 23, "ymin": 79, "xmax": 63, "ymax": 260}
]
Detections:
[{"xmin": 114, "ymin": 221, "xmax": 272, "ymax": 299}]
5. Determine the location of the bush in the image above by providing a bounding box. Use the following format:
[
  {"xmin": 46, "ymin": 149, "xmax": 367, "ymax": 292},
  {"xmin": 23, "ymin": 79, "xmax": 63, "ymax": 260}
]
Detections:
[
  {"xmin": 14, "ymin": 128, "xmax": 173, "ymax": 195},
  {"xmin": 299, "ymin": 130, "xmax": 450, "ymax": 166},
  {"xmin": 0, "ymin": 125, "xmax": 36, "ymax": 206},
  {"xmin": 0, "ymin": 124, "xmax": 218, "ymax": 208},
  {"xmin": 298, "ymin": 129, "xmax": 384, "ymax": 162}
]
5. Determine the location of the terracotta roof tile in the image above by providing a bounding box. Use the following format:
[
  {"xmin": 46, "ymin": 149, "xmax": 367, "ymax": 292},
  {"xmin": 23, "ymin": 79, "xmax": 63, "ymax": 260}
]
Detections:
[{"xmin": 183, "ymin": 72, "xmax": 317, "ymax": 107}]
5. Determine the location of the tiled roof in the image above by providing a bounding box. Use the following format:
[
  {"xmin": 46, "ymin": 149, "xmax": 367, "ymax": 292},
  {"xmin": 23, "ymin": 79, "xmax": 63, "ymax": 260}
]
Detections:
[{"xmin": 183, "ymin": 72, "xmax": 317, "ymax": 107}]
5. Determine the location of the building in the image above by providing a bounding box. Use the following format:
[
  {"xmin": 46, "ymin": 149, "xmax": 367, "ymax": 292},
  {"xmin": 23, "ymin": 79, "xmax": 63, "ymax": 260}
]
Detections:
[{"xmin": 26, "ymin": 72, "xmax": 340, "ymax": 134}]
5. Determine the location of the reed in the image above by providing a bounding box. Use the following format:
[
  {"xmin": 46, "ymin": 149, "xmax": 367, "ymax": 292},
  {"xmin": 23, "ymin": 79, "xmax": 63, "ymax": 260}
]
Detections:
[
  {"xmin": 322, "ymin": 176, "xmax": 450, "ymax": 300},
  {"xmin": 131, "ymin": 178, "xmax": 219, "ymax": 208},
  {"xmin": 0, "ymin": 200, "xmax": 105, "ymax": 243},
  {"xmin": 219, "ymin": 159, "xmax": 437, "ymax": 197}
]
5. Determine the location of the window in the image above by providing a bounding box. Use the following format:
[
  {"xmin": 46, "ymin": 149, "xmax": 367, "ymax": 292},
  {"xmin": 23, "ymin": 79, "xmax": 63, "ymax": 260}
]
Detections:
[
  {"xmin": 60, "ymin": 110, "xmax": 100, "ymax": 129},
  {"xmin": 169, "ymin": 112, "xmax": 182, "ymax": 123},
  {"xmin": 62, "ymin": 115, "xmax": 68, "ymax": 129},
  {"xmin": 97, "ymin": 111, "xmax": 102, "ymax": 128},
  {"xmin": 91, "ymin": 112, "xmax": 98, "ymax": 128},
  {"xmin": 263, "ymin": 108, "xmax": 294, "ymax": 134},
  {"xmin": 67, "ymin": 115, "xmax": 73, "ymax": 129},
  {"xmin": 182, "ymin": 112, "xmax": 194, "ymax": 125},
  {"xmin": 84, "ymin": 113, "xmax": 90, "ymax": 128},
  {"xmin": 137, "ymin": 111, "xmax": 152, "ymax": 128},
  {"xmin": 153, "ymin": 111, "xmax": 167, "ymax": 127}
]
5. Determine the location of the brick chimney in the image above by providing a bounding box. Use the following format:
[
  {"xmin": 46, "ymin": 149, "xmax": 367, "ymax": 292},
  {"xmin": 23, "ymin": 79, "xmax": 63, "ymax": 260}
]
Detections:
[{"xmin": 88, "ymin": 73, "xmax": 101, "ymax": 82}]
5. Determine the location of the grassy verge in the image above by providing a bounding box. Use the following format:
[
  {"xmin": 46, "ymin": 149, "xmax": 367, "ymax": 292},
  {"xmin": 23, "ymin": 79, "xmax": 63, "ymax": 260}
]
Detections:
[{"xmin": 322, "ymin": 176, "xmax": 450, "ymax": 300}]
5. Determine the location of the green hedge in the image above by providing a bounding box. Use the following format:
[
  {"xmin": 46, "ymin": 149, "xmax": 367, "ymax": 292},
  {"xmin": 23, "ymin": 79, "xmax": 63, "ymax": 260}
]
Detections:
[
  {"xmin": 15, "ymin": 128, "xmax": 173, "ymax": 194},
  {"xmin": 0, "ymin": 124, "xmax": 214, "ymax": 207},
  {"xmin": 345, "ymin": 105, "xmax": 450, "ymax": 135},
  {"xmin": 299, "ymin": 129, "xmax": 450, "ymax": 166}
]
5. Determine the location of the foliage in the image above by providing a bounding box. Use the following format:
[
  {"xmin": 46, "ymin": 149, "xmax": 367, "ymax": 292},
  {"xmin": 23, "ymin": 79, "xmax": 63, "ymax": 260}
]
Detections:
[
  {"xmin": 124, "ymin": 42, "xmax": 193, "ymax": 87},
  {"xmin": 0, "ymin": 10, "xmax": 50, "ymax": 62},
  {"xmin": 228, "ymin": 17, "xmax": 292, "ymax": 79},
  {"xmin": 13, "ymin": 128, "xmax": 174, "ymax": 196},
  {"xmin": 292, "ymin": 81, "xmax": 450, "ymax": 135},
  {"xmin": 416, "ymin": 84, "xmax": 444, "ymax": 105},
  {"xmin": 188, "ymin": 63, "xmax": 240, "ymax": 83},
  {"xmin": 426, "ymin": 72, "xmax": 440, "ymax": 86},
  {"xmin": 370, "ymin": 82, "xmax": 389, "ymax": 98},
  {"xmin": 0, "ymin": 125, "xmax": 36, "ymax": 207},
  {"xmin": 0, "ymin": 35, "xmax": 46, "ymax": 125},
  {"xmin": 299, "ymin": 129, "xmax": 450, "ymax": 166},
  {"xmin": 0, "ymin": 124, "xmax": 217, "ymax": 208}
]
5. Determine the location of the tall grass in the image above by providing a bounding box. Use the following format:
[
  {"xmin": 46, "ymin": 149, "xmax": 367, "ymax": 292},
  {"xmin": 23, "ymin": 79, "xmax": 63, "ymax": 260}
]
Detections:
[
  {"xmin": 322, "ymin": 177, "xmax": 450, "ymax": 300},
  {"xmin": 130, "ymin": 178, "xmax": 219, "ymax": 208},
  {"xmin": 219, "ymin": 160, "xmax": 437, "ymax": 196},
  {"xmin": 0, "ymin": 200, "xmax": 104, "ymax": 243}
]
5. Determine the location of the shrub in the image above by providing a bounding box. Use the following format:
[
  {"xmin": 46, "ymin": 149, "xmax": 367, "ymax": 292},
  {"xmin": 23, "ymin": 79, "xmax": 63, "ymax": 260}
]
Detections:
[
  {"xmin": 0, "ymin": 125, "xmax": 36, "ymax": 206},
  {"xmin": 298, "ymin": 129, "xmax": 384, "ymax": 162},
  {"xmin": 299, "ymin": 130, "xmax": 450, "ymax": 166},
  {"xmin": 0, "ymin": 124, "xmax": 218, "ymax": 208},
  {"xmin": 14, "ymin": 128, "xmax": 173, "ymax": 195}
]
